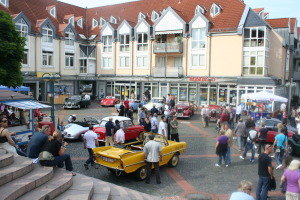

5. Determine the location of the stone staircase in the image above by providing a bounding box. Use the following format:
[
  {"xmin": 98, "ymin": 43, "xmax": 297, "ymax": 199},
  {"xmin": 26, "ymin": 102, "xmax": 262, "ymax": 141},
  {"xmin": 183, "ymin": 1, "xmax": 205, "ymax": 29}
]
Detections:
[{"xmin": 0, "ymin": 150, "xmax": 162, "ymax": 200}]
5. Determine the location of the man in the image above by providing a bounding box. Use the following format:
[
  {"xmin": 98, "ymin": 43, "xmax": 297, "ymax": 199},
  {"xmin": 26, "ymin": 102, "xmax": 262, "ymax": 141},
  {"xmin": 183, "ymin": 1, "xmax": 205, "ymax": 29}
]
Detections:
[
  {"xmin": 201, "ymin": 105, "xmax": 209, "ymax": 128},
  {"xmin": 234, "ymin": 119, "xmax": 247, "ymax": 151},
  {"xmin": 105, "ymin": 118, "xmax": 115, "ymax": 146},
  {"xmin": 83, "ymin": 125, "xmax": 99, "ymax": 170},
  {"xmin": 27, "ymin": 125, "xmax": 50, "ymax": 163},
  {"xmin": 158, "ymin": 116, "xmax": 167, "ymax": 138},
  {"xmin": 118, "ymin": 102, "xmax": 125, "ymax": 116},
  {"xmin": 150, "ymin": 105, "xmax": 159, "ymax": 116},
  {"xmin": 115, "ymin": 126, "xmax": 125, "ymax": 144},
  {"xmin": 257, "ymin": 121, "xmax": 268, "ymax": 155},
  {"xmin": 144, "ymin": 134, "xmax": 162, "ymax": 184},
  {"xmin": 169, "ymin": 96, "xmax": 175, "ymax": 109},
  {"xmin": 123, "ymin": 98, "xmax": 130, "ymax": 116},
  {"xmin": 166, "ymin": 94, "xmax": 171, "ymax": 106},
  {"xmin": 139, "ymin": 107, "xmax": 146, "ymax": 125},
  {"xmin": 240, "ymin": 124, "xmax": 257, "ymax": 163},
  {"xmin": 151, "ymin": 113, "xmax": 158, "ymax": 133},
  {"xmin": 256, "ymin": 144, "xmax": 274, "ymax": 200},
  {"xmin": 170, "ymin": 116, "xmax": 179, "ymax": 142},
  {"xmin": 235, "ymin": 104, "xmax": 243, "ymax": 123}
]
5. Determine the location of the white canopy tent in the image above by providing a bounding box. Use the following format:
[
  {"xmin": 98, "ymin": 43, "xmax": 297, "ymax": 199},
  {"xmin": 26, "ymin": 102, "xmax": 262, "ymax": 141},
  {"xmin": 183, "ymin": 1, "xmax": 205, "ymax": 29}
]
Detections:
[{"xmin": 241, "ymin": 91, "xmax": 288, "ymax": 103}]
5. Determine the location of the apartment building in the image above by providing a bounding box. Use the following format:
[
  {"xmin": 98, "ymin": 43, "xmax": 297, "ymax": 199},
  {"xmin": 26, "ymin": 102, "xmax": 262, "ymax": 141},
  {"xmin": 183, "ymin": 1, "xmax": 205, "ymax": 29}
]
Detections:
[{"xmin": 0, "ymin": 0, "xmax": 297, "ymax": 106}]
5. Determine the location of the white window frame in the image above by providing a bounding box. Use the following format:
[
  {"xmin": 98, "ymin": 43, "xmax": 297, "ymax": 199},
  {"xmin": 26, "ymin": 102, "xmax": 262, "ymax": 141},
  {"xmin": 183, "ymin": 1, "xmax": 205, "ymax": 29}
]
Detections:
[
  {"xmin": 119, "ymin": 56, "xmax": 130, "ymax": 68},
  {"xmin": 15, "ymin": 18, "xmax": 28, "ymax": 39},
  {"xmin": 69, "ymin": 16, "xmax": 74, "ymax": 26},
  {"xmin": 77, "ymin": 18, "xmax": 83, "ymax": 28},
  {"xmin": 22, "ymin": 49, "xmax": 28, "ymax": 67},
  {"xmin": 102, "ymin": 35, "xmax": 113, "ymax": 52},
  {"xmin": 210, "ymin": 3, "xmax": 220, "ymax": 17},
  {"xmin": 49, "ymin": 7, "xmax": 56, "ymax": 18},
  {"xmin": 42, "ymin": 51, "xmax": 53, "ymax": 67},
  {"xmin": 136, "ymin": 56, "xmax": 148, "ymax": 69},
  {"xmin": 92, "ymin": 18, "xmax": 98, "ymax": 29},
  {"xmin": 151, "ymin": 11, "xmax": 159, "ymax": 22},
  {"xmin": 65, "ymin": 53, "xmax": 74, "ymax": 68},
  {"xmin": 137, "ymin": 33, "xmax": 148, "ymax": 51},
  {"xmin": 195, "ymin": 5, "xmax": 205, "ymax": 15},
  {"xmin": 0, "ymin": 0, "xmax": 8, "ymax": 7},
  {"xmin": 102, "ymin": 57, "xmax": 112, "ymax": 69},
  {"xmin": 110, "ymin": 16, "xmax": 117, "ymax": 24},
  {"xmin": 243, "ymin": 27, "xmax": 266, "ymax": 47},
  {"xmin": 191, "ymin": 54, "xmax": 205, "ymax": 68},
  {"xmin": 100, "ymin": 18, "xmax": 106, "ymax": 26},
  {"xmin": 42, "ymin": 24, "xmax": 53, "ymax": 43},
  {"xmin": 79, "ymin": 59, "xmax": 87, "ymax": 73},
  {"xmin": 242, "ymin": 51, "xmax": 265, "ymax": 75},
  {"xmin": 138, "ymin": 12, "xmax": 145, "ymax": 21},
  {"xmin": 191, "ymin": 28, "xmax": 206, "ymax": 50},
  {"xmin": 120, "ymin": 34, "xmax": 130, "ymax": 52},
  {"xmin": 65, "ymin": 28, "xmax": 75, "ymax": 46}
]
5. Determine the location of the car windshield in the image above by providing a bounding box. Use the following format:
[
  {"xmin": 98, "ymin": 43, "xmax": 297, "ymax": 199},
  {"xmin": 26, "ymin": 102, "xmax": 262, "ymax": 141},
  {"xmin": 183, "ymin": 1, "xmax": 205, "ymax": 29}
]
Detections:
[
  {"xmin": 70, "ymin": 96, "xmax": 81, "ymax": 100},
  {"xmin": 151, "ymin": 99, "xmax": 164, "ymax": 103}
]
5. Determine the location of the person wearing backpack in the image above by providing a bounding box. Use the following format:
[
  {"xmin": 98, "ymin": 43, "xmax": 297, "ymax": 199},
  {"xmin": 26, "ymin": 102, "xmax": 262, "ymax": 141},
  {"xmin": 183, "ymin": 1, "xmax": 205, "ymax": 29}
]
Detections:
[
  {"xmin": 273, "ymin": 123, "xmax": 288, "ymax": 169},
  {"xmin": 240, "ymin": 124, "xmax": 258, "ymax": 163}
]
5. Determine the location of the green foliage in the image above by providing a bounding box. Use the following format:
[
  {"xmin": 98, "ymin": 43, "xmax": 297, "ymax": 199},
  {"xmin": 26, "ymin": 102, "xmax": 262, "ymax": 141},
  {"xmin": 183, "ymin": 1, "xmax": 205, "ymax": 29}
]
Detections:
[{"xmin": 0, "ymin": 11, "xmax": 25, "ymax": 87}]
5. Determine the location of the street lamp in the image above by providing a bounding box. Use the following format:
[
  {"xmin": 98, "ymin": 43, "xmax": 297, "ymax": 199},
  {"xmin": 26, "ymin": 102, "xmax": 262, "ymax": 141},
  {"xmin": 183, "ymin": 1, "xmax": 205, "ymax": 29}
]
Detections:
[
  {"xmin": 42, "ymin": 73, "xmax": 61, "ymax": 126},
  {"xmin": 285, "ymin": 78, "xmax": 297, "ymax": 113}
]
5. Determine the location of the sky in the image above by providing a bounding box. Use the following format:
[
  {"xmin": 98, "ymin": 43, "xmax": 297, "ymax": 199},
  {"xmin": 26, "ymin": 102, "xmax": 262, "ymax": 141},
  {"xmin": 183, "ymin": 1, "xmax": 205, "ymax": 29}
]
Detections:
[{"xmin": 58, "ymin": 0, "xmax": 300, "ymax": 20}]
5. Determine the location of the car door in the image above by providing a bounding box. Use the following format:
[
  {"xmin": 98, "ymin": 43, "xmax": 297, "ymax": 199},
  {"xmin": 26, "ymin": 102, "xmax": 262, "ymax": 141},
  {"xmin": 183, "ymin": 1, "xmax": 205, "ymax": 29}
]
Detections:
[
  {"xmin": 265, "ymin": 120, "xmax": 278, "ymax": 142},
  {"xmin": 124, "ymin": 120, "xmax": 140, "ymax": 140}
]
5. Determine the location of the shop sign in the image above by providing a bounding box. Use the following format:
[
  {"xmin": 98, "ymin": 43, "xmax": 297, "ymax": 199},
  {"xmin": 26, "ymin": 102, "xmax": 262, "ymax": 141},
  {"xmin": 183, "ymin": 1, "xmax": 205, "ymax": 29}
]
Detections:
[{"xmin": 189, "ymin": 77, "xmax": 217, "ymax": 82}]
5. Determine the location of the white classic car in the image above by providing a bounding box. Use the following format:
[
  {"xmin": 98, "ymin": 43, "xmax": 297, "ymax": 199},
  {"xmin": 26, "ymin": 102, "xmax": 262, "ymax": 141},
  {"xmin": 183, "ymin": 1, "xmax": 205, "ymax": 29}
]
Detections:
[{"xmin": 144, "ymin": 97, "xmax": 165, "ymax": 114}]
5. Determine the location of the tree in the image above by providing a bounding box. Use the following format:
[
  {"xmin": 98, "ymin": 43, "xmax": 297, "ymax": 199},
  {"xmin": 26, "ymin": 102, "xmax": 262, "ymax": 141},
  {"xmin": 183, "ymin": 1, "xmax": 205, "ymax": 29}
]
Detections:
[{"xmin": 0, "ymin": 10, "xmax": 25, "ymax": 87}]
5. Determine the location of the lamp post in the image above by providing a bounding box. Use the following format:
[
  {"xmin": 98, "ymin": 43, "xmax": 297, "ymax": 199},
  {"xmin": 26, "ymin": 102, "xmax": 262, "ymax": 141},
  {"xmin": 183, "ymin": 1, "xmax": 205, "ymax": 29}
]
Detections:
[
  {"xmin": 42, "ymin": 73, "xmax": 61, "ymax": 126},
  {"xmin": 285, "ymin": 78, "xmax": 296, "ymax": 113}
]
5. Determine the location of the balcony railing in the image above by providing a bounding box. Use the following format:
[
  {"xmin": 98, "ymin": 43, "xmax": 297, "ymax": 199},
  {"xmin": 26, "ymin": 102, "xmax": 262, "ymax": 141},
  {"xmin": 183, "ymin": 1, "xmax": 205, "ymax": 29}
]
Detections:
[
  {"xmin": 152, "ymin": 66, "xmax": 183, "ymax": 78},
  {"xmin": 153, "ymin": 42, "xmax": 183, "ymax": 53}
]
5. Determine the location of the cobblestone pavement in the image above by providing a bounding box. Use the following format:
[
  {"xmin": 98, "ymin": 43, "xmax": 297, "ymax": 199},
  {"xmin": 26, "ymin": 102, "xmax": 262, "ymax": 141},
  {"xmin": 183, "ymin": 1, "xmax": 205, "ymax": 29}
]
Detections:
[{"xmin": 51, "ymin": 102, "xmax": 285, "ymax": 200}]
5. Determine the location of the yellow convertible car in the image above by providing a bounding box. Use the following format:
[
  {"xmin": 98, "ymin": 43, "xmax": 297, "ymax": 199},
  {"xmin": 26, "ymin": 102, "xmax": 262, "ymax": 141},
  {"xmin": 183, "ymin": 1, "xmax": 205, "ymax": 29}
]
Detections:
[{"xmin": 93, "ymin": 133, "xmax": 187, "ymax": 180}]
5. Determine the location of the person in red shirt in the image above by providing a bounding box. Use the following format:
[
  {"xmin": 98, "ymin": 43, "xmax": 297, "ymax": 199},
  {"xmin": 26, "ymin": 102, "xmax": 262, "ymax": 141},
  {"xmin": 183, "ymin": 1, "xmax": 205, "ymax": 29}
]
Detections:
[
  {"xmin": 123, "ymin": 98, "xmax": 130, "ymax": 117},
  {"xmin": 220, "ymin": 109, "xmax": 230, "ymax": 126}
]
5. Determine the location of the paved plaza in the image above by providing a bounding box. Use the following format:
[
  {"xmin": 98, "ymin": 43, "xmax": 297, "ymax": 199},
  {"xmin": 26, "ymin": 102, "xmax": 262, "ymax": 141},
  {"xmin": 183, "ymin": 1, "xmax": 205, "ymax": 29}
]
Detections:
[{"xmin": 55, "ymin": 102, "xmax": 285, "ymax": 200}]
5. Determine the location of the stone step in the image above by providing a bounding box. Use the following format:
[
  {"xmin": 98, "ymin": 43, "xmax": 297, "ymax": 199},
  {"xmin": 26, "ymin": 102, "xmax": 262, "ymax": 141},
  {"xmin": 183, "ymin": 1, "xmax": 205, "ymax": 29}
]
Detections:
[
  {"xmin": 90, "ymin": 178, "xmax": 111, "ymax": 200},
  {"xmin": 0, "ymin": 156, "xmax": 33, "ymax": 186},
  {"xmin": 0, "ymin": 165, "xmax": 53, "ymax": 200},
  {"xmin": 109, "ymin": 184, "xmax": 130, "ymax": 200},
  {"xmin": 127, "ymin": 189, "xmax": 145, "ymax": 200},
  {"xmin": 17, "ymin": 168, "xmax": 73, "ymax": 200},
  {"xmin": 0, "ymin": 153, "xmax": 14, "ymax": 168},
  {"xmin": 54, "ymin": 173, "xmax": 94, "ymax": 200}
]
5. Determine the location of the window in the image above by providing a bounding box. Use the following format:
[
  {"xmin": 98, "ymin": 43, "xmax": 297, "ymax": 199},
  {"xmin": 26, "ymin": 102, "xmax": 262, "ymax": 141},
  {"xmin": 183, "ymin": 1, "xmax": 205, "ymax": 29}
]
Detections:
[
  {"xmin": 65, "ymin": 28, "xmax": 75, "ymax": 45},
  {"xmin": 110, "ymin": 16, "xmax": 117, "ymax": 24},
  {"xmin": 151, "ymin": 11, "xmax": 159, "ymax": 22},
  {"xmin": 192, "ymin": 28, "xmax": 206, "ymax": 49},
  {"xmin": 195, "ymin": 5, "xmax": 205, "ymax": 15},
  {"xmin": 15, "ymin": 18, "xmax": 28, "ymax": 38},
  {"xmin": 42, "ymin": 24, "xmax": 53, "ymax": 43},
  {"xmin": 210, "ymin": 3, "xmax": 220, "ymax": 17},
  {"xmin": 22, "ymin": 50, "xmax": 28, "ymax": 66},
  {"xmin": 192, "ymin": 54, "xmax": 205, "ymax": 67},
  {"xmin": 137, "ymin": 56, "xmax": 148, "ymax": 68},
  {"xmin": 244, "ymin": 27, "xmax": 265, "ymax": 47},
  {"xmin": 90, "ymin": 49, "xmax": 96, "ymax": 58},
  {"xmin": 120, "ymin": 34, "xmax": 130, "ymax": 52},
  {"xmin": 120, "ymin": 56, "xmax": 129, "ymax": 68},
  {"xmin": 65, "ymin": 53, "xmax": 74, "ymax": 68},
  {"xmin": 42, "ymin": 51, "xmax": 53, "ymax": 67},
  {"xmin": 92, "ymin": 18, "xmax": 98, "ymax": 28},
  {"xmin": 0, "ymin": 0, "xmax": 8, "ymax": 7},
  {"xmin": 69, "ymin": 16, "xmax": 74, "ymax": 26},
  {"xmin": 156, "ymin": 35, "xmax": 167, "ymax": 43},
  {"xmin": 138, "ymin": 12, "xmax": 145, "ymax": 20},
  {"xmin": 102, "ymin": 57, "xmax": 112, "ymax": 68},
  {"xmin": 137, "ymin": 33, "xmax": 148, "ymax": 51},
  {"xmin": 100, "ymin": 18, "xmax": 106, "ymax": 26},
  {"xmin": 79, "ymin": 59, "xmax": 87, "ymax": 73},
  {"xmin": 77, "ymin": 18, "xmax": 83, "ymax": 28},
  {"xmin": 49, "ymin": 7, "xmax": 56, "ymax": 18},
  {"xmin": 102, "ymin": 35, "xmax": 113, "ymax": 52},
  {"xmin": 243, "ymin": 51, "xmax": 264, "ymax": 75}
]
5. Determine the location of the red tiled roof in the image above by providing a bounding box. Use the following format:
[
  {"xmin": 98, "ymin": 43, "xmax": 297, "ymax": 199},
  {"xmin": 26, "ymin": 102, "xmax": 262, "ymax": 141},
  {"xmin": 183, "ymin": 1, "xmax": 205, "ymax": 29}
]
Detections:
[
  {"xmin": 290, "ymin": 18, "xmax": 296, "ymax": 33},
  {"xmin": 266, "ymin": 18, "xmax": 297, "ymax": 33}
]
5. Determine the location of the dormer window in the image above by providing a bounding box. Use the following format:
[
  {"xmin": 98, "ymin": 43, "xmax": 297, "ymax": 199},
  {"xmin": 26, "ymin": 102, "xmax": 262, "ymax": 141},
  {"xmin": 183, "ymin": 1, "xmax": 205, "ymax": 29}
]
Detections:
[
  {"xmin": 195, "ymin": 5, "xmax": 205, "ymax": 15},
  {"xmin": 69, "ymin": 16, "xmax": 74, "ymax": 26},
  {"xmin": 65, "ymin": 27, "xmax": 75, "ymax": 46},
  {"xmin": 49, "ymin": 7, "xmax": 56, "ymax": 18},
  {"xmin": 110, "ymin": 16, "xmax": 117, "ymax": 24},
  {"xmin": 42, "ymin": 24, "xmax": 53, "ymax": 43},
  {"xmin": 138, "ymin": 12, "xmax": 145, "ymax": 21},
  {"xmin": 210, "ymin": 3, "xmax": 221, "ymax": 17},
  {"xmin": 0, "ymin": 0, "xmax": 8, "ymax": 7},
  {"xmin": 92, "ymin": 18, "xmax": 98, "ymax": 29},
  {"xmin": 100, "ymin": 18, "xmax": 106, "ymax": 26},
  {"xmin": 15, "ymin": 18, "xmax": 28, "ymax": 38},
  {"xmin": 151, "ymin": 11, "xmax": 159, "ymax": 22},
  {"xmin": 77, "ymin": 18, "xmax": 83, "ymax": 28}
]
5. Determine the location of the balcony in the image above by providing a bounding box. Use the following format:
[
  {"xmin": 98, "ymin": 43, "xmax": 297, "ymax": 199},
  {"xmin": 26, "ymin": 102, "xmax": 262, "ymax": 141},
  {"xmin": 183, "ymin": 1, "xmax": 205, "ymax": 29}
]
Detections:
[
  {"xmin": 152, "ymin": 66, "xmax": 183, "ymax": 78},
  {"xmin": 153, "ymin": 42, "xmax": 183, "ymax": 53}
]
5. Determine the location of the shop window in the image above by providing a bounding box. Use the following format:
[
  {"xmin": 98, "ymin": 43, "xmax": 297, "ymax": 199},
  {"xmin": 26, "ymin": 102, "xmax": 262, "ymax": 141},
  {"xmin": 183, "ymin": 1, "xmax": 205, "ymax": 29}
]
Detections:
[
  {"xmin": 218, "ymin": 87, "xmax": 227, "ymax": 106},
  {"xmin": 42, "ymin": 51, "xmax": 53, "ymax": 67},
  {"xmin": 65, "ymin": 53, "xmax": 74, "ymax": 68},
  {"xmin": 189, "ymin": 84, "xmax": 197, "ymax": 102},
  {"xmin": 209, "ymin": 87, "xmax": 217, "ymax": 105},
  {"xmin": 102, "ymin": 35, "xmax": 113, "ymax": 52},
  {"xmin": 137, "ymin": 33, "xmax": 148, "ymax": 51},
  {"xmin": 179, "ymin": 88, "xmax": 188, "ymax": 101},
  {"xmin": 120, "ymin": 34, "xmax": 130, "ymax": 52},
  {"xmin": 244, "ymin": 27, "xmax": 265, "ymax": 47},
  {"xmin": 199, "ymin": 87, "xmax": 208, "ymax": 105}
]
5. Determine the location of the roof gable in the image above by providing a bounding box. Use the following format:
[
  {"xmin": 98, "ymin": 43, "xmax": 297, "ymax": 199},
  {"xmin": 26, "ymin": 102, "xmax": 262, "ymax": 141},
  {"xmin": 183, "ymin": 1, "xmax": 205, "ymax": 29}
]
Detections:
[
  {"xmin": 13, "ymin": 11, "xmax": 32, "ymax": 33},
  {"xmin": 244, "ymin": 9, "xmax": 267, "ymax": 28},
  {"xmin": 101, "ymin": 23, "xmax": 114, "ymax": 36},
  {"xmin": 135, "ymin": 18, "xmax": 150, "ymax": 33},
  {"xmin": 189, "ymin": 11, "xmax": 209, "ymax": 29},
  {"xmin": 118, "ymin": 20, "xmax": 132, "ymax": 35}
]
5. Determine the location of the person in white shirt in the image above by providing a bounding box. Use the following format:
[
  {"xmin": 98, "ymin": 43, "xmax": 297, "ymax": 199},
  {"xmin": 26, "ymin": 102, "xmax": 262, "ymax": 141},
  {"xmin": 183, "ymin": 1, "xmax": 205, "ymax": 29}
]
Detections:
[
  {"xmin": 164, "ymin": 105, "xmax": 170, "ymax": 118},
  {"xmin": 151, "ymin": 113, "xmax": 158, "ymax": 133},
  {"xmin": 280, "ymin": 103, "xmax": 286, "ymax": 112},
  {"xmin": 143, "ymin": 134, "xmax": 162, "ymax": 184},
  {"xmin": 158, "ymin": 116, "xmax": 168, "ymax": 137},
  {"xmin": 83, "ymin": 126, "xmax": 99, "ymax": 170},
  {"xmin": 115, "ymin": 128, "xmax": 125, "ymax": 144},
  {"xmin": 235, "ymin": 104, "xmax": 243, "ymax": 123},
  {"xmin": 201, "ymin": 105, "xmax": 209, "ymax": 128}
]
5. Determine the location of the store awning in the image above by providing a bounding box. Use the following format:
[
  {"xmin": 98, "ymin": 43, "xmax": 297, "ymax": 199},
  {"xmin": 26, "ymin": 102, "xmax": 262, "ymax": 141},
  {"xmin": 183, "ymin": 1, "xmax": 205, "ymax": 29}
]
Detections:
[
  {"xmin": 155, "ymin": 30, "xmax": 183, "ymax": 35},
  {"xmin": 2, "ymin": 100, "xmax": 51, "ymax": 110}
]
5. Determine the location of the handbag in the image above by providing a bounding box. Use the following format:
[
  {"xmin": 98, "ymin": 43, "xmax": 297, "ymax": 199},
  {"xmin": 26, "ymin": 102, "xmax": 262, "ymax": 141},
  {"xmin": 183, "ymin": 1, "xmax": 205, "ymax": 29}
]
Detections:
[
  {"xmin": 280, "ymin": 181, "xmax": 287, "ymax": 194},
  {"xmin": 38, "ymin": 151, "xmax": 54, "ymax": 161}
]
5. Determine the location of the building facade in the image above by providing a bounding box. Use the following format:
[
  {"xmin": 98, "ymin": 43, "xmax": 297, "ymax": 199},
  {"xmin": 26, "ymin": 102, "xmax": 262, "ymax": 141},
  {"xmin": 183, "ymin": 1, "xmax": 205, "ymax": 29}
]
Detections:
[{"xmin": 0, "ymin": 0, "xmax": 297, "ymax": 106}]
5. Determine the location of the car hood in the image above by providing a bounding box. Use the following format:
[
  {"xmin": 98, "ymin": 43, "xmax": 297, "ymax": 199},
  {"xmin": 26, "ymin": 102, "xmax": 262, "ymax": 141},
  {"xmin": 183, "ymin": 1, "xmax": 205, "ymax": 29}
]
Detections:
[
  {"xmin": 64, "ymin": 124, "xmax": 88, "ymax": 135},
  {"xmin": 65, "ymin": 99, "xmax": 80, "ymax": 103},
  {"xmin": 94, "ymin": 147, "xmax": 133, "ymax": 159}
]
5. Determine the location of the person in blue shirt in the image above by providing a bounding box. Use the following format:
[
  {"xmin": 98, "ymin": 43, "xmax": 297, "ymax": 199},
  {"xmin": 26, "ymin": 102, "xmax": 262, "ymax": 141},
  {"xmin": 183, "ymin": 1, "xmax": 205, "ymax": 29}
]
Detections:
[
  {"xmin": 230, "ymin": 180, "xmax": 255, "ymax": 200},
  {"xmin": 273, "ymin": 123, "xmax": 288, "ymax": 169}
]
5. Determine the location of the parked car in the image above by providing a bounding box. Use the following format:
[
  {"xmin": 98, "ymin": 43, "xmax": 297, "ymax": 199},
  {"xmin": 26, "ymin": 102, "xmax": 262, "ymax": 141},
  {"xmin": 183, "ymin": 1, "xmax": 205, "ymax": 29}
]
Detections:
[
  {"xmin": 288, "ymin": 135, "xmax": 300, "ymax": 156},
  {"xmin": 62, "ymin": 117, "xmax": 100, "ymax": 140},
  {"xmin": 100, "ymin": 96, "xmax": 120, "ymax": 107},
  {"xmin": 93, "ymin": 116, "xmax": 144, "ymax": 142},
  {"xmin": 115, "ymin": 99, "xmax": 146, "ymax": 112},
  {"xmin": 207, "ymin": 105, "xmax": 222, "ymax": 122},
  {"xmin": 63, "ymin": 95, "xmax": 90, "ymax": 109},
  {"xmin": 171, "ymin": 101, "xmax": 196, "ymax": 119},
  {"xmin": 255, "ymin": 118, "xmax": 295, "ymax": 143},
  {"xmin": 93, "ymin": 133, "xmax": 187, "ymax": 180},
  {"xmin": 144, "ymin": 97, "xmax": 165, "ymax": 114}
]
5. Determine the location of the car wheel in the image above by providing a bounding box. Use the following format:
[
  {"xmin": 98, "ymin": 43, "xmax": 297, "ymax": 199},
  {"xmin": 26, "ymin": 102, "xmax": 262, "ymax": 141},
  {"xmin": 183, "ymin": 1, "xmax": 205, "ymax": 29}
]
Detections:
[
  {"xmin": 135, "ymin": 166, "xmax": 148, "ymax": 181},
  {"xmin": 287, "ymin": 143, "xmax": 294, "ymax": 156},
  {"xmin": 168, "ymin": 153, "xmax": 179, "ymax": 168}
]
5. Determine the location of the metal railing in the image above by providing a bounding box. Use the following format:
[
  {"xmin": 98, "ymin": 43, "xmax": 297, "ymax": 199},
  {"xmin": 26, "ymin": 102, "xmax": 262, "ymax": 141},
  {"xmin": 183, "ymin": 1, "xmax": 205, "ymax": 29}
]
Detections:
[
  {"xmin": 153, "ymin": 42, "xmax": 183, "ymax": 53},
  {"xmin": 152, "ymin": 66, "xmax": 183, "ymax": 78}
]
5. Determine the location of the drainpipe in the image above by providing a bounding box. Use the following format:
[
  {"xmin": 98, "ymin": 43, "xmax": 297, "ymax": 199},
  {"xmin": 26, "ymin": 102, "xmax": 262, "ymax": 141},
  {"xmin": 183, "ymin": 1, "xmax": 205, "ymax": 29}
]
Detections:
[
  {"xmin": 185, "ymin": 36, "xmax": 188, "ymax": 77},
  {"xmin": 208, "ymin": 33, "xmax": 212, "ymax": 78}
]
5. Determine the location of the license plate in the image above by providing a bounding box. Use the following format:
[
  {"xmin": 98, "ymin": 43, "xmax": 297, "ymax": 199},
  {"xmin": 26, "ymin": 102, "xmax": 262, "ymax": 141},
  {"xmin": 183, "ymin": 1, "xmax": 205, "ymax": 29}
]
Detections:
[{"xmin": 102, "ymin": 156, "xmax": 115, "ymax": 163}]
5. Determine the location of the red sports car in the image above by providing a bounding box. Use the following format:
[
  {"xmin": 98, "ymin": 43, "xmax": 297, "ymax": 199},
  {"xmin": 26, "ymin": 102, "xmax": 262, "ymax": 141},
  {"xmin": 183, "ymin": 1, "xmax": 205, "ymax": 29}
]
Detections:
[
  {"xmin": 207, "ymin": 105, "xmax": 222, "ymax": 122},
  {"xmin": 171, "ymin": 101, "xmax": 196, "ymax": 119},
  {"xmin": 100, "ymin": 96, "xmax": 119, "ymax": 107},
  {"xmin": 93, "ymin": 116, "xmax": 145, "ymax": 142}
]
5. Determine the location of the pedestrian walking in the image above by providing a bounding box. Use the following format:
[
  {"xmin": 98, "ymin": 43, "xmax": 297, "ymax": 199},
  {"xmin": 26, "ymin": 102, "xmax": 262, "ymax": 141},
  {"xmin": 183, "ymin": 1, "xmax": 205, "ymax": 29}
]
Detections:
[
  {"xmin": 127, "ymin": 107, "xmax": 134, "ymax": 121},
  {"xmin": 151, "ymin": 113, "xmax": 158, "ymax": 133},
  {"xmin": 144, "ymin": 134, "xmax": 162, "ymax": 184},
  {"xmin": 224, "ymin": 123, "xmax": 233, "ymax": 166},
  {"xmin": 257, "ymin": 120, "xmax": 268, "ymax": 155},
  {"xmin": 240, "ymin": 124, "xmax": 258, "ymax": 163},
  {"xmin": 229, "ymin": 180, "xmax": 255, "ymax": 200},
  {"xmin": 273, "ymin": 123, "xmax": 288, "ymax": 169},
  {"xmin": 169, "ymin": 96, "xmax": 175, "ymax": 109},
  {"xmin": 139, "ymin": 107, "xmax": 146, "ymax": 126},
  {"xmin": 219, "ymin": 109, "xmax": 230, "ymax": 127},
  {"xmin": 144, "ymin": 113, "xmax": 152, "ymax": 132},
  {"xmin": 105, "ymin": 118, "xmax": 114, "ymax": 146},
  {"xmin": 83, "ymin": 126, "xmax": 99, "ymax": 170},
  {"xmin": 170, "ymin": 116, "xmax": 179, "ymax": 142},
  {"xmin": 234, "ymin": 119, "xmax": 247, "ymax": 151},
  {"xmin": 158, "ymin": 116, "xmax": 168, "ymax": 138},
  {"xmin": 118, "ymin": 102, "xmax": 125, "ymax": 116},
  {"xmin": 215, "ymin": 130, "xmax": 229, "ymax": 167},
  {"xmin": 280, "ymin": 160, "xmax": 300, "ymax": 200},
  {"xmin": 124, "ymin": 98, "xmax": 130, "ymax": 116},
  {"xmin": 201, "ymin": 105, "xmax": 209, "ymax": 128},
  {"xmin": 256, "ymin": 144, "xmax": 274, "ymax": 200},
  {"xmin": 235, "ymin": 104, "xmax": 243, "ymax": 123}
]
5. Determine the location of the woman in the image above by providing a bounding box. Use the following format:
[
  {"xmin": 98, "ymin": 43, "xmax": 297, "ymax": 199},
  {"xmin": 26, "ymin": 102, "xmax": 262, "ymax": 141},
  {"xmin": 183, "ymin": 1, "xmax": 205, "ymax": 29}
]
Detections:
[
  {"xmin": 273, "ymin": 123, "xmax": 288, "ymax": 169},
  {"xmin": 280, "ymin": 160, "xmax": 300, "ymax": 200},
  {"xmin": 229, "ymin": 180, "xmax": 254, "ymax": 200},
  {"xmin": 0, "ymin": 115, "xmax": 17, "ymax": 155},
  {"xmin": 39, "ymin": 131, "xmax": 76, "ymax": 176},
  {"xmin": 215, "ymin": 130, "xmax": 229, "ymax": 167},
  {"xmin": 144, "ymin": 113, "xmax": 151, "ymax": 132}
]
